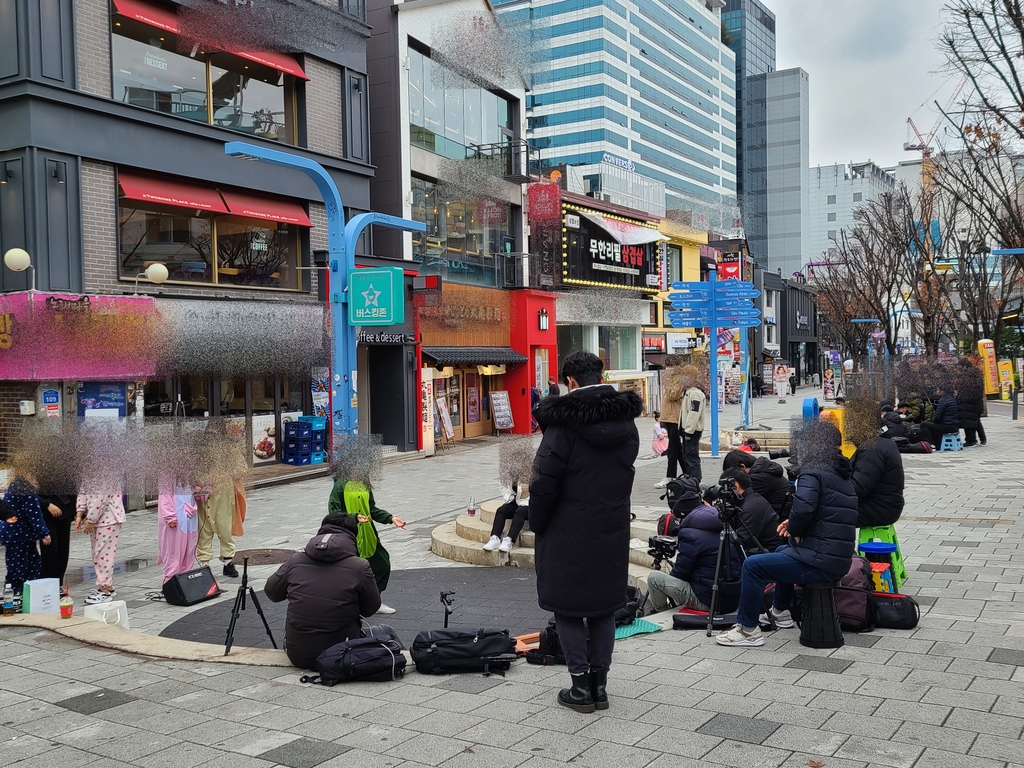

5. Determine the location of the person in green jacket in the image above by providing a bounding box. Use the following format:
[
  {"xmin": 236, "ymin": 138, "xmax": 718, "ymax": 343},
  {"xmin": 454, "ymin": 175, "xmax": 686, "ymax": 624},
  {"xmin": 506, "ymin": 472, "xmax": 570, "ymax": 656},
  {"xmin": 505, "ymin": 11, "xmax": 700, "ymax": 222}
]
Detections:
[{"xmin": 328, "ymin": 478, "xmax": 406, "ymax": 615}]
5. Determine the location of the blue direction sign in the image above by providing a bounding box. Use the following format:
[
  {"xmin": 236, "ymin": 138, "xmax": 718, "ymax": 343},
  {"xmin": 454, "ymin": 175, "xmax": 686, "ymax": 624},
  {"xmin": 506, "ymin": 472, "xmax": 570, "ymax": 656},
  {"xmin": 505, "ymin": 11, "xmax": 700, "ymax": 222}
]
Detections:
[
  {"xmin": 728, "ymin": 318, "xmax": 762, "ymax": 328},
  {"xmin": 671, "ymin": 301, "xmax": 715, "ymax": 311},
  {"xmin": 713, "ymin": 289, "xmax": 760, "ymax": 299},
  {"xmin": 714, "ymin": 281, "xmax": 756, "ymax": 290},
  {"xmin": 714, "ymin": 310, "xmax": 761, "ymax": 319},
  {"xmin": 670, "ymin": 281, "xmax": 712, "ymax": 293},
  {"xmin": 671, "ymin": 319, "xmax": 709, "ymax": 328},
  {"xmin": 667, "ymin": 293, "xmax": 711, "ymax": 303}
]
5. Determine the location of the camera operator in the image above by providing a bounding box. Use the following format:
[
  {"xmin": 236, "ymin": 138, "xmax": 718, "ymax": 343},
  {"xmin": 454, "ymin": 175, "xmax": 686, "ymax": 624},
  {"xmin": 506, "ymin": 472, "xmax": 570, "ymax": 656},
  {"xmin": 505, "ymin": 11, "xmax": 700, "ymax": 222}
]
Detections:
[
  {"xmin": 715, "ymin": 421, "xmax": 857, "ymax": 647},
  {"xmin": 716, "ymin": 469, "xmax": 783, "ymax": 553},
  {"xmin": 644, "ymin": 478, "xmax": 741, "ymax": 614}
]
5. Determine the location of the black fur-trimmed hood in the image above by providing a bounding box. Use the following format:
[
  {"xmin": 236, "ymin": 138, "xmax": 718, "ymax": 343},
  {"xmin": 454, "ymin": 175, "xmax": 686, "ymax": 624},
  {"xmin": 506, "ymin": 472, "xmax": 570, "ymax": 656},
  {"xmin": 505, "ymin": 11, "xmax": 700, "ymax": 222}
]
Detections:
[{"xmin": 535, "ymin": 385, "xmax": 642, "ymax": 447}]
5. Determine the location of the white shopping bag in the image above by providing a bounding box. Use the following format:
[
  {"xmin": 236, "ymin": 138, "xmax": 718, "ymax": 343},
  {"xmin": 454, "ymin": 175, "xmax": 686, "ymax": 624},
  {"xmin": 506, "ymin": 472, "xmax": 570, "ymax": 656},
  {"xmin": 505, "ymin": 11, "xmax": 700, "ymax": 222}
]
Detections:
[
  {"xmin": 22, "ymin": 578, "xmax": 60, "ymax": 614},
  {"xmin": 83, "ymin": 600, "xmax": 130, "ymax": 630}
]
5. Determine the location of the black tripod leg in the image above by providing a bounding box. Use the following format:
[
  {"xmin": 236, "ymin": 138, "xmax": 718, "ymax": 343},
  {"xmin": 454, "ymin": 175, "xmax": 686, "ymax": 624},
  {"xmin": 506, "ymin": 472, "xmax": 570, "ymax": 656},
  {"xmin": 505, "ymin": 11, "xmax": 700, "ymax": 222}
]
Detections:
[
  {"xmin": 247, "ymin": 587, "xmax": 278, "ymax": 649},
  {"xmin": 707, "ymin": 528, "xmax": 728, "ymax": 637},
  {"xmin": 224, "ymin": 585, "xmax": 245, "ymax": 656}
]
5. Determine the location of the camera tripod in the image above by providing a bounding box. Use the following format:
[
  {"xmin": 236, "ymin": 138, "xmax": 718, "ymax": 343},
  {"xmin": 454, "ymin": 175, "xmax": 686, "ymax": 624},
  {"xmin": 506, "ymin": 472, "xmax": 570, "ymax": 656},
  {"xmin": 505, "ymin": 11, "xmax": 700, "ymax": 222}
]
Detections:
[
  {"xmin": 705, "ymin": 507, "xmax": 773, "ymax": 637},
  {"xmin": 440, "ymin": 591, "xmax": 456, "ymax": 628},
  {"xmin": 224, "ymin": 557, "xmax": 277, "ymax": 655}
]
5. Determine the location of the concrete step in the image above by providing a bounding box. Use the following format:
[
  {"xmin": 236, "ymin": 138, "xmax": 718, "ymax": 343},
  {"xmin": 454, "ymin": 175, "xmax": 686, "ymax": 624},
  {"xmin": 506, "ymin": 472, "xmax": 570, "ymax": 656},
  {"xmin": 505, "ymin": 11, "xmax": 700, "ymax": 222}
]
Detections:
[
  {"xmin": 461, "ymin": 512, "xmax": 657, "ymax": 548},
  {"xmin": 431, "ymin": 520, "xmax": 660, "ymax": 575}
]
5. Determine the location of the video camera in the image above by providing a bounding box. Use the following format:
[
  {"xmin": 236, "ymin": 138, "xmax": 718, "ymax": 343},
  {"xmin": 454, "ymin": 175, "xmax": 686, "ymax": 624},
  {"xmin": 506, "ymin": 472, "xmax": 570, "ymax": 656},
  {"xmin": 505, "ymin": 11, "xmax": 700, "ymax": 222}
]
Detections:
[{"xmin": 702, "ymin": 478, "xmax": 744, "ymax": 525}]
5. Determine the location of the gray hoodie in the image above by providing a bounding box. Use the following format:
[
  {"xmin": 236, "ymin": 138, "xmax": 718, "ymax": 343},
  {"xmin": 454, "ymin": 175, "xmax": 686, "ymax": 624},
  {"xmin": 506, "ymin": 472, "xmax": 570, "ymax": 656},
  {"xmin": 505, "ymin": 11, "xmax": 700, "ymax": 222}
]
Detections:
[{"xmin": 264, "ymin": 519, "xmax": 381, "ymax": 669}]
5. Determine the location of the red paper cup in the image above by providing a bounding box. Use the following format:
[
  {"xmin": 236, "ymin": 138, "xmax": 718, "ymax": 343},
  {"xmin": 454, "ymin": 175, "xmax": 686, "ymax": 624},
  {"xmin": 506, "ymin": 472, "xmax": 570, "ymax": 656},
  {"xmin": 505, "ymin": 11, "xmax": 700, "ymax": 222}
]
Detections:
[{"xmin": 60, "ymin": 600, "xmax": 73, "ymax": 618}]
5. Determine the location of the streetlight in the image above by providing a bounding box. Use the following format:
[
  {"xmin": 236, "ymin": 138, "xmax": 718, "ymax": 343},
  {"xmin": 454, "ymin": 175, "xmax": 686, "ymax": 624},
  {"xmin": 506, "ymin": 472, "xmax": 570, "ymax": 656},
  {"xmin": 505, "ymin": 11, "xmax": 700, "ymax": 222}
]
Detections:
[
  {"xmin": 3, "ymin": 248, "xmax": 35, "ymax": 292},
  {"xmin": 223, "ymin": 141, "xmax": 425, "ymax": 442},
  {"xmin": 134, "ymin": 263, "xmax": 169, "ymax": 294}
]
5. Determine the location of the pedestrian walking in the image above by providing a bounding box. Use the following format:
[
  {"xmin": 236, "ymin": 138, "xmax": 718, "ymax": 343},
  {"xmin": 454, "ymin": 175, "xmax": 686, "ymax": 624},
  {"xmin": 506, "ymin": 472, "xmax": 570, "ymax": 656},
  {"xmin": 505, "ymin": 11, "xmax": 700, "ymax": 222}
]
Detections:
[
  {"xmin": 1, "ymin": 460, "xmax": 50, "ymax": 603},
  {"xmin": 75, "ymin": 492, "xmax": 125, "ymax": 604},
  {"xmin": 530, "ymin": 351, "xmax": 642, "ymax": 713},
  {"xmin": 328, "ymin": 477, "xmax": 406, "ymax": 614},
  {"xmin": 654, "ymin": 356, "xmax": 685, "ymax": 489},
  {"xmin": 680, "ymin": 365, "xmax": 707, "ymax": 481}
]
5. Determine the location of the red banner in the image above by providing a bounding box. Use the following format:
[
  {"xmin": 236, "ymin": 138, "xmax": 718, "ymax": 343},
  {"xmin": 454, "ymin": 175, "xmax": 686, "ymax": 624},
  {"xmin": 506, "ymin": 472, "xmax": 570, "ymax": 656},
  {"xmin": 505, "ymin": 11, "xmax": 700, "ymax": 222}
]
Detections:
[{"xmin": 527, "ymin": 182, "xmax": 562, "ymax": 221}]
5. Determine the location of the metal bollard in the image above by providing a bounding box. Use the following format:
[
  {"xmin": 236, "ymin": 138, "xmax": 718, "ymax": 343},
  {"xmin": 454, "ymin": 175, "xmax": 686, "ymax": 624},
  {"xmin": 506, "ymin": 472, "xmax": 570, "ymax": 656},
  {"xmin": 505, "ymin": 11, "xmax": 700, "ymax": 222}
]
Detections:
[{"xmin": 1014, "ymin": 387, "xmax": 1019, "ymax": 421}]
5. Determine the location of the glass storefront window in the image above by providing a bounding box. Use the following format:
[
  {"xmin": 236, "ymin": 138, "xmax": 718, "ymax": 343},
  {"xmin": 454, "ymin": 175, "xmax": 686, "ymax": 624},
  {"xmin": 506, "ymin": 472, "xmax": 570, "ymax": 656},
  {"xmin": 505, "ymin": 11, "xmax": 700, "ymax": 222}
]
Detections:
[
  {"xmin": 111, "ymin": 19, "xmax": 295, "ymax": 144},
  {"xmin": 144, "ymin": 380, "xmax": 175, "ymax": 417},
  {"xmin": 111, "ymin": 33, "xmax": 209, "ymax": 123},
  {"xmin": 666, "ymin": 245, "xmax": 682, "ymax": 285},
  {"xmin": 119, "ymin": 202, "xmax": 301, "ymax": 290},
  {"xmin": 557, "ymin": 325, "xmax": 586, "ymax": 373},
  {"xmin": 209, "ymin": 54, "xmax": 292, "ymax": 144},
  {"xmin": 220, "ymin": 379, "xmax": 246, "ymax": 415},
  {"xmin": 599, "ymin": 326, "xmax": 637, "ymax": 371},
  {"xmin": 216, "ymin": 219, "xmax": 297, "ymax": 289},
  {"xmin": 408, "ymin": 48, "xmax": 514, "ymax": 156},
  {"xmin": 119, "ymin": 205, "xmax": 213, "ymax": 283}
]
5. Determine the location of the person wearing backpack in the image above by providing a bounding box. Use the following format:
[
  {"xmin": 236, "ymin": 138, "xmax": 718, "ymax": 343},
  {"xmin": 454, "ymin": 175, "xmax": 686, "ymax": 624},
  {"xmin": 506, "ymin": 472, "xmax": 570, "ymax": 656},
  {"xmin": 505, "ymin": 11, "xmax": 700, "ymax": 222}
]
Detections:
[
  {"xmin": 716, "ymin": 420, "xmax": 857, "ymax": 647},
  {"xmin": 264, "ymin": 513, "xmax": 381, "ymax": 669},
  {"xmin": 679, "ymin": 366, "xmax": 707, "ymax": 481},
  {"xmin": 531, "ymin": 351, "xmax": 642, "ymax": 714}
]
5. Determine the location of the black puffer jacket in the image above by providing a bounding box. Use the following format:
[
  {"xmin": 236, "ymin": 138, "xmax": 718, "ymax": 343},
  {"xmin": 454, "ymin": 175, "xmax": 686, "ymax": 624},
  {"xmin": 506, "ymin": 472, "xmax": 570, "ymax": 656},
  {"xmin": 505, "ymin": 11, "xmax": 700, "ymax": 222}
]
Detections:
[
  {"xmin": 748, "ymin": 458, "xmax": 792, "ymax": 517},
  {"xmin": 736, "ymin": 490, "xmax": 784, "ymax": 552},
  {"xmin": 784, "ymin": 457, "xmax": 858, "ymax": 579},
  {"xmin": 851, "ymin": 438, "xmax": 905, "ymax": 528},
  {"xmin": 933, "ymin": 394, "xmax": 958, "ymax": 426},
  {"xmin": 264, "ymin": 518, "xmax": 381, "ymax": 669},
  {"xmin": 670, "ymin": 504, "xmax": 741, "ymax": 611},
  {"xmin": 957, "ymin": 394, "xmax": 983, "ymax": 431},
  {"xmin": 531, "ymin": 385, "xmax": 642, "ymax": 617},
  {"xmin": 880, "ymin": 411, "xmax": 906, "ymax": 439}
]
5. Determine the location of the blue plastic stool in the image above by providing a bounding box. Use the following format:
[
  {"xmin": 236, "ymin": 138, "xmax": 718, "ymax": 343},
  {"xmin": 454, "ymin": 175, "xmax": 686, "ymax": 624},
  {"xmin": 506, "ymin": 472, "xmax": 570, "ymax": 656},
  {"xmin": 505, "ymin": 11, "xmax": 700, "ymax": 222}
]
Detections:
[{"xmin": 939, "ymin": 433, "xmax": 962, "ymax": 452}]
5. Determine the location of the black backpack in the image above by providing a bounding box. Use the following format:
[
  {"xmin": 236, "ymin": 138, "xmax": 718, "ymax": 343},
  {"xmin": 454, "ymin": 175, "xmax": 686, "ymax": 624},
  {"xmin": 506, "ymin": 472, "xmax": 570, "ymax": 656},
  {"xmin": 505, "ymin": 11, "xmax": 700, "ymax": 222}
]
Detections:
[
  {"xmin": 300, "ymin": 635, "xmax": 407, "ymax": 685},
  {"xmin": 525, "ymin": 621, "xmax": 566, "ymax": 665},
  {"xmin": 614, "ymin": 586, "xmax": 644, "ymax": 627},
  {"xmin": 411, "ymin": 628, "xmax": 517, "ymax": 675},
  {"xmin": 662, "ymin": 476, "xmax": 699, "ymax": 513},
  {"xmin": 657, "ymin": 512, "xmax": 682, "ymax": 537}
]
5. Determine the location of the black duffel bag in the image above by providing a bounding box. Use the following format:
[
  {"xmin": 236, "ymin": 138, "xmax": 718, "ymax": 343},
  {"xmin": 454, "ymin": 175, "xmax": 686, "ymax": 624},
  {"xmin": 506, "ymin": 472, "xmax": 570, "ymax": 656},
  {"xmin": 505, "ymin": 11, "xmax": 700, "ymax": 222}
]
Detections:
[
  {"xmin": 301, "ymin": 635, "xmax": 407, "ymax": 685},
  {"xmin": 411, "ymin": 628, "xmax": 516, "ymax": 675},
  {"xmin": 525, "ymin": 620, "xmax": 566, "ymax": 666},
  {"xmin": 872, "ymin": 593, "xmax": 920, "ymax": 630}
]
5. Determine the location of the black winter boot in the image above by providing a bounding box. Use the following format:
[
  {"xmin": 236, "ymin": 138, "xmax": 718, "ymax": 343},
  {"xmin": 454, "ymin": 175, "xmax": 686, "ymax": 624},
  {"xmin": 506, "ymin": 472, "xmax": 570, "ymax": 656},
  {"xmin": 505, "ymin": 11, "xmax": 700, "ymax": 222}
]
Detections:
[
  {"xmin": 557, "ymin": 673, "xmax": 596, "ymax": 713},
  {"xmin": 590, "ymin": 668, "xmax": 609, "ymax": 710}
]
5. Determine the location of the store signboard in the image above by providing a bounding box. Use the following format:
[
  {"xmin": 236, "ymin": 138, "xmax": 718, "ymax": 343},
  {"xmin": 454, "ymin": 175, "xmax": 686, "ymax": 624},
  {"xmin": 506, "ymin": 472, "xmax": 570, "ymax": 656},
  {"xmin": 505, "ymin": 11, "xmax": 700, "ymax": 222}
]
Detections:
[
  {"xmin": 997, "ymin": 360, "xmax": 1014, "ymax": 399},
  {"xmin": 977, "ymin": 339, "xmax": 999, "ymax": 394},
  {"xmin": 252, "ymin": 413, "xmax": 277, "ymax": 464},
  {"xmin": 490, "ymin": 390, "xmax": 514, "ymax": 430},
  {"xmin": 311, "ymin": 367, "xmax": 330, "ymax": 419},
  {"xmin": 77, "ymin": 382, "xmax": 128, "ymax": 420},
  {"xmin": 563, "ymin": 209, "xmax": 657, "ymax": 290},
  {"xmin": 349, "ymin": 267, "xmax": 405, "ymax": 326}
]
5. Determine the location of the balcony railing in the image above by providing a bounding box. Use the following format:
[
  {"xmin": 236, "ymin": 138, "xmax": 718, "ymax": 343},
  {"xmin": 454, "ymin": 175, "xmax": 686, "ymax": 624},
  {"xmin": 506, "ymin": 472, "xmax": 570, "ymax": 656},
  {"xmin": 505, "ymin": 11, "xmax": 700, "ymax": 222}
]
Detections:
[
  {"xmin": 502, "ymin": 253, "xmax": 554, "ymax": 289},
  {"xmin": 466, "ymin": 140, "xmax": 541, "ymax": 184}
]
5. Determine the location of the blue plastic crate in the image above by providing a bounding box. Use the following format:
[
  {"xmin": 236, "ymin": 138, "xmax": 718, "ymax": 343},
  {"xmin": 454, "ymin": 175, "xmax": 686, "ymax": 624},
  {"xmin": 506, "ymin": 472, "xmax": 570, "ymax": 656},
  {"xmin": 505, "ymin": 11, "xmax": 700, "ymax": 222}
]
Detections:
[
  {"xmin": 283, "ymin": 452, "xmax": 312, "ymax": 466},
  {"xmin": 299, "ymin": 415, "xmax": 328, "ymax": 430},
  {"xmin": 311, "ymin": 451, "xmax": 326, "ymax": 465},
  {"xmin": 311, "ymin": 428, "xmax": 327, "ymax": 440},
  {"xmin": 285, "ymin": 437, "xmax": 312, "ymax": 453},
  {"xmin": 312, "ymin": 437, "xmax": 325, "ymax": 451},
  {"xmin": 284, "ymin": 422, "xmax": 312, "ymax": 438}
]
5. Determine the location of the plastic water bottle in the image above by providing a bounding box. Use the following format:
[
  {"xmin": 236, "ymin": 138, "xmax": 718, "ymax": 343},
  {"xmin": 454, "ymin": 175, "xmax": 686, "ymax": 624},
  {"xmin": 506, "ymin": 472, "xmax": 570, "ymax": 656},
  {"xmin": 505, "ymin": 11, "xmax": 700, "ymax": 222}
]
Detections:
[
  {"xmin": 468, "ymin": 496, "xmax": 477, "ymax": 517},
  {"xmin": 3, "ymin": 584, "xmax": 13, "ymax": 617}
]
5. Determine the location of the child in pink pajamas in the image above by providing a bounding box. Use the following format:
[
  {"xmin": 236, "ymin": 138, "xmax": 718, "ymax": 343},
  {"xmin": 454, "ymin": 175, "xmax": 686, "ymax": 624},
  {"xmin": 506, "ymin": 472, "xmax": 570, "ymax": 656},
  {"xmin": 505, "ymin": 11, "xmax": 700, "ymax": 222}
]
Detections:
[
  {"xmin": 157, "ymin": 480, "xmax": 199, "ymax": 584},
  {"xmin": 75, "ymin": 494, "xmax": 126, "ymax": 605}
]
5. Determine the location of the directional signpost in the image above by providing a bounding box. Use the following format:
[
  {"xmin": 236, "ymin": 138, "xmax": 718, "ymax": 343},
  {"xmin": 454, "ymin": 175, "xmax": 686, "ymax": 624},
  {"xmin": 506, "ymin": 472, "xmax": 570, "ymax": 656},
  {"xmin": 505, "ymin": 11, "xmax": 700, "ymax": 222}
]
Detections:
[{"xmin": 670, "ymin": 267, "xmax": 762, "ymax": 456}]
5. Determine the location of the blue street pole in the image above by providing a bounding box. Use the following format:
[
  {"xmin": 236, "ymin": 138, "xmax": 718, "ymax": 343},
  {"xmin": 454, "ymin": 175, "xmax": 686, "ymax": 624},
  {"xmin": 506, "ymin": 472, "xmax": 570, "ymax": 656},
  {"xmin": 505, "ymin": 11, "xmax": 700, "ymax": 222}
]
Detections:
[
  {"xmin": 709, "ymin": 266, "xmax": 720, "ymax": 457},
  {"xmin": 224, "ymin": 142, "xmax": 424, "ymax": 451},
  {"xmin": 740, "ymin": 324, "xmax": 750, "ymax": 427}
]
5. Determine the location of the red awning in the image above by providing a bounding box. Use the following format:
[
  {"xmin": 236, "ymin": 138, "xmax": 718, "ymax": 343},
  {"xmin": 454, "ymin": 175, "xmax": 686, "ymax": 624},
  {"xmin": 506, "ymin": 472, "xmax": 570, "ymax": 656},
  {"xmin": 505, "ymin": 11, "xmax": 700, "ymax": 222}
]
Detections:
[
  {"xmin": 220, "ymin": 190, "xmax": 312, "ymax": 227},
  {"xmin": 111, "ymin": 0, "xmax": 178, "ymax": 35},
  {"xmin": 112, "ymin": 0, "xmax": 308, "ymax": 80},
  {"xmin": 232, "ymin": 51, "xmax": 309, "ymax": 81},
  {"xmin": 118, "ymin": 170, "xmax": 229, "ymax": 214}
]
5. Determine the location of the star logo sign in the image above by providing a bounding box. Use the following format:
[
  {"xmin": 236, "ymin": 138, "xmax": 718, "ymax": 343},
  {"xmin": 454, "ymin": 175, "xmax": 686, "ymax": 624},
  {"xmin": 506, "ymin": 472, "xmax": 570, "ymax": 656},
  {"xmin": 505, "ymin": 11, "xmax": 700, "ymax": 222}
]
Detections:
[{"xmin": 361, "ymin": 283, "xmax": 381, "ymax": 308}]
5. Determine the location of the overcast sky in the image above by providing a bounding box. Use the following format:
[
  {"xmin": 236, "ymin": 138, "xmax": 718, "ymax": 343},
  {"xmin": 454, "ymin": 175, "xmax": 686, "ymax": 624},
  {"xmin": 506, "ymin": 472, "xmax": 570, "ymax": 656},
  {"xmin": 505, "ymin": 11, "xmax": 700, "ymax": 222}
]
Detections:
[{"xmin": 771, "ymin": 0, "xmax": 956, "ymax": 170}]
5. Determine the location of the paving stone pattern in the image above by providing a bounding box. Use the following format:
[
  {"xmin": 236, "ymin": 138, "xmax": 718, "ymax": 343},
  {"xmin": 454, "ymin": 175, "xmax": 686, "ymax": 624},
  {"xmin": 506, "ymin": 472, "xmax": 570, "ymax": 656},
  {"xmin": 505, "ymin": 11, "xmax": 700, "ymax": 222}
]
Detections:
[{"xmin": 2, "ymin": 389, "xmax": 1024, "ymax": 768}]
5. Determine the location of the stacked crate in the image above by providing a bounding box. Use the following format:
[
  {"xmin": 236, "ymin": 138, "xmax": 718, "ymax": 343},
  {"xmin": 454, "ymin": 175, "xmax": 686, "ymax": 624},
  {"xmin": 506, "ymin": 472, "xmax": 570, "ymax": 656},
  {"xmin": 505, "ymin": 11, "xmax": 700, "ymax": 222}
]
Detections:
[{"xmin": 283, "ymin": 416, "xmax": 327, "ymax": 465}]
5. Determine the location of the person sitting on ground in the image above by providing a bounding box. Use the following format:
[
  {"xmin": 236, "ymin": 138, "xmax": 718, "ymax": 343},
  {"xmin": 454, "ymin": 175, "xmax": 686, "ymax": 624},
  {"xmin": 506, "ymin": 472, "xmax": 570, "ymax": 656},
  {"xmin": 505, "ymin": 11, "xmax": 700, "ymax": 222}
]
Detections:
[
  {"xmin": 265, "ymin": 513, "xmax": 381, "ymax": 669},
  {"xmin": 483, "ymin": 481, "xmax": 529, "ymax": 553},
  {"xmin": 719, "ymin": 468, "xmax": 784, "ymax": 553},
  {"xmin": 846, "ymin": 399, "xmax": 905, "ymax": 528},
  {"xmin": 722, "ymin": 449, "xmax": 755, "ymax": 472},
  {"xmin": 645, "ymin": 477, "xmax": 741, "ymax": 614},
  {"xmin": 903, "ymin": 392, "xmax": 931, "ymax": 424},
  {"xmin": 746, "ymin": 456, "xmax": 792, "ymax": 519},
  {"xmin": 716, "ymin": 420, "xmax": 857, "ymax": 647},
  {"xmin": 879, "ymin": 404, "xmax": 907, "ymax": 439},
  {"xmin": 920, "ymin": 385, "xmax": 959, "ymax": 448}
]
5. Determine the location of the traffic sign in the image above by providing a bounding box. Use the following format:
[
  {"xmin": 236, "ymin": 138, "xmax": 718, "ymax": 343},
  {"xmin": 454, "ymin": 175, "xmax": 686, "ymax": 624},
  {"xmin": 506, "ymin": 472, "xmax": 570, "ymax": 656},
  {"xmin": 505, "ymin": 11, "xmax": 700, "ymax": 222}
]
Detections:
[
  {"xmin": 349, "ymin": 267, "xmax": 405, "ymax": 326},
  {"xmin": 713, "ymin": 289, "xmax": 760, "ymax": 299},
  {"xmin": 714, "ymin": 309, "xmax": 761, "ymax": 319},
  {"xmin": 714, "ymin": 281, "xmax": 756, "ymax": 291},
  {"xmin": 728, "ymin": 318, "xmax": 762, "ymax": 327},
  {"xmin": 670, "ymin": 319, "xmax": 709, "ymax": 328},
  {"xmin": 667, "ymin": 293, "xmax": 712, "ymax": 303},
  {"xmin": 670, "ymin": 282, "xmax": 712, "ymax": 293},
  {"xmin": 670, "ymin": 300, "xmax": 715, "ymax": 310}
]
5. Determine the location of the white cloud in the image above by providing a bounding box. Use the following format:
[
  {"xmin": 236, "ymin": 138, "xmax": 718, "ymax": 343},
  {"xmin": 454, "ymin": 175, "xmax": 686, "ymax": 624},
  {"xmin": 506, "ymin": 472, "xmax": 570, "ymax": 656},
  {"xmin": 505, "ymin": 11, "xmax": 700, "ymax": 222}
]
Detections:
[{"xmin": 771, "ymin": 0, "xmax": 956, "ymax": 169}]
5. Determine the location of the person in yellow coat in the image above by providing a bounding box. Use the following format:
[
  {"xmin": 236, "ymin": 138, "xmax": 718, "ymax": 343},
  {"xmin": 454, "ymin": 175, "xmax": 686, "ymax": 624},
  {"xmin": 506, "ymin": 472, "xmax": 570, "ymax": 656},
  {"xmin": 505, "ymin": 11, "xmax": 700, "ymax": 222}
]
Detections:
[{"xmin": 196, "ymin": 424, "xmax": 248, "ymax": 578}]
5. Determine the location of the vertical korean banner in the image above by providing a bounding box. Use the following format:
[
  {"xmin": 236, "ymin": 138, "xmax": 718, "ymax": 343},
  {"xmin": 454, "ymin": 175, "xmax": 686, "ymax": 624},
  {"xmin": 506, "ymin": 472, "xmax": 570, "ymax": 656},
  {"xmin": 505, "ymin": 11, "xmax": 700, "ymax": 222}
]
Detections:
[{"xmin": 977, "ymin": 340, "xmax": 999, "ymax": 395}]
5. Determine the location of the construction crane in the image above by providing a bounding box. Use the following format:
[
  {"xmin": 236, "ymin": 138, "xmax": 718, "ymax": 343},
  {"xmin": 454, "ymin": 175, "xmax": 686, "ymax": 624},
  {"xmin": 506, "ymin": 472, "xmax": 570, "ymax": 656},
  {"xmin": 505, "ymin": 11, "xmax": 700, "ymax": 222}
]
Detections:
[{"xmin": 905, "ymin": 76, "xmax": 969, "ymax": 158}]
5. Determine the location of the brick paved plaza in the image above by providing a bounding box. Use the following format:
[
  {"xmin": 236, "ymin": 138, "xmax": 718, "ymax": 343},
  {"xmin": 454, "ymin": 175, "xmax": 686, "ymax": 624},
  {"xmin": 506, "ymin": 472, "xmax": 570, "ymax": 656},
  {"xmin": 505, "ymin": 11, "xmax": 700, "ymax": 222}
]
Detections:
[{"xmin": 2, "ymin": 391, "xmax": 1023, "ymax": 768}]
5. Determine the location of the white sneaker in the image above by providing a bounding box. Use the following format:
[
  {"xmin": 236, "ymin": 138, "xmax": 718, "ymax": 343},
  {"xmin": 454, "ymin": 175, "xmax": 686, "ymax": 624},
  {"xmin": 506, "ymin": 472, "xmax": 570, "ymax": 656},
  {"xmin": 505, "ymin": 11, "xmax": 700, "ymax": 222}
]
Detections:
[
  {"xmin": 760, "ymin": 607, "xmax": 796, "ymax": 629},
  {"xmin": 498, "ymin": 537, "xmax": 513, "ymax": 553},
  {"xmin": 482, "ymin": 535, "xmax": 501, "ymax": 551},
  {"xmin": 654, "ymin": 478, "xmax": 671, "ymax": 489},
  {"xmin": 85, "ymin": 591, "xmax": 115, "ymax": 605},
  {"xmin": 715, "ymin": 624, "xmax": 764, "ymax": 647},
  {"xmin": 376, "ymin": 604, "xmax": 396, "ymax": 615}
]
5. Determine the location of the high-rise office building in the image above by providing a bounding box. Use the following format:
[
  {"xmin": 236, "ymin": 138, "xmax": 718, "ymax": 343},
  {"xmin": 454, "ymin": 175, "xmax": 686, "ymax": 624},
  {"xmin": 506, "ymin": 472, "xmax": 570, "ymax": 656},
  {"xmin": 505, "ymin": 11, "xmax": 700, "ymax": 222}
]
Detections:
[
  {"xmin": 496, "ymin": 0, "xmax": 740, "ymax": 233},
  {"xmin": 722, "ymin": 0, "xmax": 776, "ymax": 264},
  {"xmin": 807, "ymin": 161, "xmax": 897, "ymax": 262},
  {"xmin": 764, "ymin": 67, "xmax": 810, "ymax": 277}
]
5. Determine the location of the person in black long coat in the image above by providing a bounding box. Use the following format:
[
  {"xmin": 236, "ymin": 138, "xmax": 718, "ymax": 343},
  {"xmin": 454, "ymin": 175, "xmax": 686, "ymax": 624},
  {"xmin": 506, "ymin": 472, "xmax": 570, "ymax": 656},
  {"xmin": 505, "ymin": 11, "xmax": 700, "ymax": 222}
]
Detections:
[
  {"xmin": 956, "ymin": 360, "xmax": 986, "ymax": 447},
  {"xmin": 530, "ymin": 351, "xmax": 642, "ymax": 714}
]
